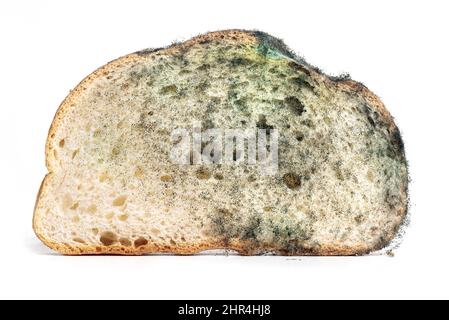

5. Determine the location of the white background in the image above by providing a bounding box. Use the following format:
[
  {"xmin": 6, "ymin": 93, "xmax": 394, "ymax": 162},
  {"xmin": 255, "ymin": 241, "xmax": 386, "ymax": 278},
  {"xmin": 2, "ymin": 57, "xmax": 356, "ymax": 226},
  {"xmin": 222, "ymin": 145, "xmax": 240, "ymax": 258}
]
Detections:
[{"xmin": 0, "ymin": 0, "xmax": 448, "ymax": 299}]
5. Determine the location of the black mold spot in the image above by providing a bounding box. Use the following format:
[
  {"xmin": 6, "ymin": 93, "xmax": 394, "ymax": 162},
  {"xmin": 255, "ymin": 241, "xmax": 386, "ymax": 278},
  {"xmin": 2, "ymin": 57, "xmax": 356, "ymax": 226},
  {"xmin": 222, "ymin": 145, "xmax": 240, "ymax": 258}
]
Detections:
[
  {"xmin": 196, "ymin": 81, "xmax": 210, "ymax": 92},
  {"xmin": 373, "ymin": 235, "xmax": 391, "ymax": 252},
  {"xmin": 367, "ymin": 114, "xmax": 376, "ymax": 127},
  {"xmin": 203, "ymin": 118, "xmax": 215, "ymax": 130},
  {"xmin": 271, "ymin": 221, "xmax": 311, "ymax": 242},
  {"xmin": 229, "ymin": 57, "xmax": 252, "ymax": 67},
  {"xmin": 235, "ymin": 97, "xmax": 247, "ymax": 108},
  {"xmin": 301, "ymin": 119, "xmax": 314, "ymax": 128},
  {"xmin": 330, "ymin": 73, "xmax": 352, "ymax": 82},
  {"xmin": 197, "ymin": 64, "xmax": 211, "ymax": 71},
  {"xmin": 390, "ymin": 127, "xmax": 405, "ymax": 155},
  {"xmin": 135, "ymin": 47, "xmax": 164, "ymax": 56},
  {"xmin": 288, "ymin": 61, "xmax": 312, "ymax": 76},
  {"xmin": 129, "ymin": 68, "xmax": 152, "ymax": 86},
  {"xmin": 241, "ymin": 215, "xmax": 263, "ymax": 242},
  {"xmin": 173, "ymin": 53, "xmax": 190, "ymax": 67},
  {"xmin": 227, "ymin": 90, "xmax": 238, "ymax": 101},
  {"xmin": 385, "ymin": 188, "xmax": 401, "ymax": 210},
  {"xmin": 362, "ymin": 104, "xmax": 381, "ymax": 129},
  {"xmin": 291, "ymin": 75, "xmax": 315, "ymax": 92},
  {"xmin": 366, "ymin": 106, "xmax": 405, "ymax": 161},
  {"xmin": 334, "ymin": 167, "xmax": 344, "ymax": 181},
  {"xmin": 210, "ymin": 209, "xmax": 239, "ymax": 243},
  {"xmin": 206, "ymin": 97, "xmax": 220, "ymax": 111}
]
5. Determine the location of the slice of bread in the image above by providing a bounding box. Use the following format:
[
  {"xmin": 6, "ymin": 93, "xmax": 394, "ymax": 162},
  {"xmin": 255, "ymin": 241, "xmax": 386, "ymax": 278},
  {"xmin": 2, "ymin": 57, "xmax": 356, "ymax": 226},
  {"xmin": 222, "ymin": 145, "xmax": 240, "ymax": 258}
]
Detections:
[{"xmin": 33, "ymin": 30, "xmax": 408, "ymax": 255}]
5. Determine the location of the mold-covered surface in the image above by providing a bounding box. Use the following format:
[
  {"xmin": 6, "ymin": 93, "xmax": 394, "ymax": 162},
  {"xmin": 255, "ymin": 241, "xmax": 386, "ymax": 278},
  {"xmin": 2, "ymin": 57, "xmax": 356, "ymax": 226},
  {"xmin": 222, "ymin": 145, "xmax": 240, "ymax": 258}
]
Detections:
[{"xmin": 34, "ymin": 30, "xmax": 408, "ymax": 255}]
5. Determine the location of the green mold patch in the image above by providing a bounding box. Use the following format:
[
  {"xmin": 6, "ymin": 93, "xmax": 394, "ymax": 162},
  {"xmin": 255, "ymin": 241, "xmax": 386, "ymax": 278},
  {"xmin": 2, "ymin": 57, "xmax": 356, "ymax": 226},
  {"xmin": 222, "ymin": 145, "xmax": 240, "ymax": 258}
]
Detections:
[{"xmin": 209, "ymin": 208, "xmax": 314, "ymax": 253}]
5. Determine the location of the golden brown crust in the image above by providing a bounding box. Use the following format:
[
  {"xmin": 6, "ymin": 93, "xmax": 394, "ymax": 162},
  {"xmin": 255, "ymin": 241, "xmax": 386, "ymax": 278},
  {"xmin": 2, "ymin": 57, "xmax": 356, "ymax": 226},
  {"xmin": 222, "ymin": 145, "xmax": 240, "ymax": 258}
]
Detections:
[
  {"xmin": 33, "ymin": 173, "xmax": 51, "ymax": 249},
  {"xmin": 35, "ymin": 30, "xmax": 408, "ymax": 256},
  {"xmin": 34, "ymin": 238, "xmax": 370, "ymax": 256}
]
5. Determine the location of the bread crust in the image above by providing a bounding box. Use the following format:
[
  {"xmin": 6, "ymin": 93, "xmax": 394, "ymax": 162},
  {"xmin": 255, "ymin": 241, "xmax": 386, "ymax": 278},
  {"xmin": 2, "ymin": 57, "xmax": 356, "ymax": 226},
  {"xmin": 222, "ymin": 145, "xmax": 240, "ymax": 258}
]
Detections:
[{"xmin": 34, "ymin": 30, "xmax": 408, "ymax": 256}]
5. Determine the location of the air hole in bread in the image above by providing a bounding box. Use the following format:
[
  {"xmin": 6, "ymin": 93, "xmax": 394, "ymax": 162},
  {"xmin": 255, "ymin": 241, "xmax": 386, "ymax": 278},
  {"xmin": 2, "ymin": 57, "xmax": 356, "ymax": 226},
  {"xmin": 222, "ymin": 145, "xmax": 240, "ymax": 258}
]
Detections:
[
  {"xmin": 334, "ymin": 167, "xmax": 344, "ymax": 181},
  {"xmin": 196, "ymin": 167, "xmax": 211, "ymax": 180},
  {"xmin": 247, "ymin": 175, "xmax": 257, "ymax": 182},
  {"xmin": 106, "ymin": 212, "xmax": 115, "ymax": 219},
  {"xmin": 118, "ymin": 214, "xmax": 129, "ymax": 222},
  {"xmin": 73, "ymin": 237, "xmax": 85, "ymax": 244},
  {"xmin": 367, "ymin": 170, "xmax": 374, "ymax": 182},
  {"xmin": 99, "ymin": 172, "xmax": 109, "ymax": 183},
  {"xmin": 134, "ymin": 166, "xmax": 144, "ymax": 178},
  {"xmin": 160, "ymin": 84, "xmax": 178, "ymax": 95},
  {"xmin": 100, "ymin": 231, "xmax": 117, "ymax": 246},
  {"xmin": 59, "ymin": 139, "xmax": 65, "ymax": 148},
  {"xmin": 113, "ymin": 195, "xmax": 127, "ymax": 207},
  {"xmin": 87, "ymin": 204, "xmax": 97, "ymax": 214},
  {"xmin": 72, "ymin": 149, "xmax": 79, "ymax": 160},
  {"xmin": 62, "ymin": 194, "xmax": 73, "ymax": 210},
  {"xmin": 134, "ymin": 237, "xmax": 148, "ymax": 248},
  {"xmin": 354, "ymin": 215, "xmax": 365, "ymax": 224},
  {"xmin": 117, "ymin": 120, "xmax": 125, "ymax": 129},
  {"xmin": 160, "ymin": 175, "xmax": 173, "ymax": 182},
  {"xmin": 150, "ymin": 228, "xmax": 161, "ymax": 236},
  {"xmin": 91, "ymin": 228, "xmax": 99, "ymax": 235},
  {"xmin": 70, "ymin": 202, "xmax": 79, "ymax": 210},
  {"xmin": 284, "ymin": 96, "xmax": 305, "ymax": 116},
  {"xmin": 214, "ymin": 173, "xmax": 224, "ymax": 180},
  {"xmin": 93, "ymin": 129, "xmax": 102, "ymax": 138},
  {"xmin": 295, "ymin": 132, "xmax": 304, "ymax": 142},
  {"xmin": 119, "ymin": 238, "xmax": 132, "ymax": 247},
  {"xmin": 283, "ymin": 173, "xmax": 301, "ymax": 190}
]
